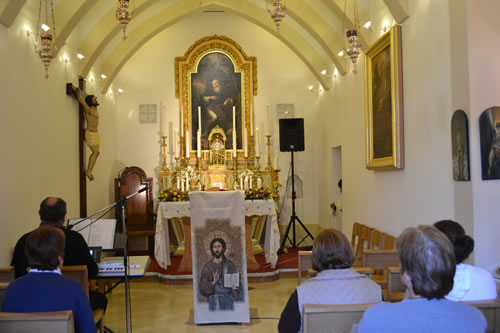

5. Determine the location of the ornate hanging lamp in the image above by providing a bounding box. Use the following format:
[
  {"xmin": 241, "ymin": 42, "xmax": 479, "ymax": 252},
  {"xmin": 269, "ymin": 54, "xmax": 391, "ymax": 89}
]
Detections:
[
  {"xmin": 116, "ymin": 0, "xmax": 132, "ymax": 40},
  {"xmin": 35, "ymin": 0, "xmax": 57, "ymax": 79},
  {"xmin": 342, "ymin": 0, "xmax": 362, "ymax": 69},
  {"xmin": 267, "ymin": 0, "xmax": 286, "ymax": 34}
]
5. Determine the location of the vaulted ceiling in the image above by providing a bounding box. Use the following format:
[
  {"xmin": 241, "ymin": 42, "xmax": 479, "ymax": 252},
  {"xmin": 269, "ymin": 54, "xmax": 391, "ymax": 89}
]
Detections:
[{"xmin": 0, "ymin": 0, "xmax": 408, "ymax": 92}]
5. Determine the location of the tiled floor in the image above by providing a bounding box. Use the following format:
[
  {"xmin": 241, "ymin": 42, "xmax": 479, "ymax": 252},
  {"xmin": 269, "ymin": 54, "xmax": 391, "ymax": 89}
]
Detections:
[{"xmin": 104, "ymin": 277, "xmax": 297, "ymax": 332}]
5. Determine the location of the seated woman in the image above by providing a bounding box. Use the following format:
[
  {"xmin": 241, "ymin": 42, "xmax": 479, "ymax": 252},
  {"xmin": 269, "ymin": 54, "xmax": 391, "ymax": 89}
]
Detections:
[
  {"xmin": 356, "ymin": 226, "xmax": 486, "ymax": 333},
  {"xmin": 278, "ymin": 229, "xmax": 381, "ymax": 333},
  {"xmin": 434, "ymin": 220, "xmax": 497, "ymax": 301},
  {"xmin": 2, "ymin": 226, "xmax": 96, "ymax": 333}
]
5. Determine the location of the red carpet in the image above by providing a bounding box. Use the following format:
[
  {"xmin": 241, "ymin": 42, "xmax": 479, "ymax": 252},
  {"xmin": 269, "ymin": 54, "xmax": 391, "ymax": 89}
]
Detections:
[{"xmin": 147, "ymin": 247, "xmax": 303, "ymax": 275}]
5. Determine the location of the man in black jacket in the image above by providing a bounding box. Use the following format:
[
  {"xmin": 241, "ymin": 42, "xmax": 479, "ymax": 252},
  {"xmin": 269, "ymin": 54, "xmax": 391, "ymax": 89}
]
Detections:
[{"xmin": 11, "ymin": 197, "xmax": 107, "ymax": 311}]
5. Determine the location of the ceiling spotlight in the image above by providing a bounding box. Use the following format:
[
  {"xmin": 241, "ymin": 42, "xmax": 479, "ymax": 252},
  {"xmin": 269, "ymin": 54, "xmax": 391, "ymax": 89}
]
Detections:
[
  {"xmin": 41, "ymin": 24, "xmax": 50, "ymax": 32},
  {"xmin": 76, "ymin": 53, "xmax": 85, "ymax": 60},
  {"xmin": 338, "ymin": 50, "xmax": 344, "ymax": 57},
  {"xmin": 101, "ymin": 74, "xmax": 107, "ymax": 79},
  {"xmin": 363, "ymin": 21, "xmax": 372, "ymax": 29},
  {"xmin": 118, "ymin": 88, "xmax": 124, "ymax": 93},
  {"xmin": 308, "ymin": 85, "xmax": 313, "ymax": 90},
  {"xmin": 321, "ymin": 69, "xmax": 327, "ymax": 75}
]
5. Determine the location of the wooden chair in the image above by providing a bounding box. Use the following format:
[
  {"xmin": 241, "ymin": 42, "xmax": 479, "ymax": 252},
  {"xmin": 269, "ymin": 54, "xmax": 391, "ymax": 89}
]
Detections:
[
  {"xmin": 61, "ymin": 266, "xmax": 104, "ymax": 333},
  {"xmin": 351, "ymin": 222, "xmax": 361, "ymax": 249},
  {"xmin": 361, "ymin": 249, "xmax": 400, "ymax": 294},
  {"xmin": 353, "ymin": 225, "xmax": 372, "ymax": 265},
  {"xmin": 465, "ymin": 299, "xmax": 500, "ymax": 333},
  {"xmin": 369, "ymin": 229, "xmax": 383, "ymax": 250},
  {"xmin": 0, "ymin": 310, "xmax": 75, "ymax": 333},
  {"xmin": 115, "ymin": 166, "xmax": 155, "ymax": 256},
  {"xmin": 382, "ymin": 233, "xmax": 396, "ymax": 249},
  {"xmin": 302, "ymin": 303, "xmax": 376, "ymax": 333},
  {"xmin": 298, "ymin": 250, "xmax": 313, "ymax": 284},
  {"xmin": 386, "ymin": 266, "xmax": 406, "ymax": 302},
  {"xmin": 0, "ymin": 266, "xmax": 15, "ymax": 283}
]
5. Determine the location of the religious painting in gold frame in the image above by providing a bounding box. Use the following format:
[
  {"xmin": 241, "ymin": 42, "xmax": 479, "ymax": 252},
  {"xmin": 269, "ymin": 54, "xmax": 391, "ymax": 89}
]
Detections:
[
  {"xmin": 364, "ymin": 25, "xmax": 404, "ymax": 169},
  {"xmin": 175, "ymin": 35, "xmax": 257, "ymax": 160}
]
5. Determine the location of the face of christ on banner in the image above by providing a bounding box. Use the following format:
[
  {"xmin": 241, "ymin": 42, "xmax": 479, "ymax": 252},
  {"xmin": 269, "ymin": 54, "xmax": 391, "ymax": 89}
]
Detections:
[
  {"xmin": 198, "ymin": 237, "xmax": 243, "ymax": 311},
  {"xmin": 191, "ymin": 52, "xmax": 242, "ymax": 150}
]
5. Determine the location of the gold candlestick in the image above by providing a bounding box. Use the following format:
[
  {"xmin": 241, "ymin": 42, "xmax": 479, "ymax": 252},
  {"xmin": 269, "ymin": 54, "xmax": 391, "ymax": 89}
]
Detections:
[
  {"xmin": 266, "ymin": 135, "xmax": 273, "ymax": 170},
  {"xmin": 255, "ymin": 156, "xmax": 261, "ymax": 171},
  {"xmin": 161, "ymin": 136, "xmax": 168, "ymax": 171}
]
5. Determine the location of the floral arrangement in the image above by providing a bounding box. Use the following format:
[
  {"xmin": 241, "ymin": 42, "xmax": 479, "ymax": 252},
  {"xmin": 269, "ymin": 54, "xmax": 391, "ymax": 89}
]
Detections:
[
  {"xmin": 245, "ymin": 187, "xmax": 273, "ymax": 200},
  {"xmin": 158, "ymin": 189, "xmax": 189, "ymax": 202}
]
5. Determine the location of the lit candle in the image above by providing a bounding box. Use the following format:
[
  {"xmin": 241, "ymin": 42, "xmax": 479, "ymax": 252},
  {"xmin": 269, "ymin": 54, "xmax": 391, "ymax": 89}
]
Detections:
[
  {"xmin": 244, "ymin": 176, "xmax": 249, "ymax": 190},
  {"xmin": 249, "ymin": 177, "xmax": 253, "ymax": 189},
  {"xmin": 177, "ymin": 176, "xmax": 180, "ymax": 190},
  {"xmin": 257, "ymin": 177, "xmax": 262, "ymax": 188},
  {"xmin": 181, "ymin": 179, "xmax": 185, "ymax": 192},
  {"xmin": 185, "ymin": 130, "xmax": 190, "ymax": 159},
  {"xmin": 255, "ymin": 128, "xmax": 260, "ymax": 157},
  {"xmin": 198, "ymin": 106, "xmax": 201, "ymax": 133},
  {"xmin": 197, "ymin": 130, "xmax": 201, "ymax": 158},
  {"xmin": 233, "ymin": 106, "xmax": 237, "ymax": 157},
  {"xmin": 243, "ymin": 128, "xmax": 248, "ymax": 158}
]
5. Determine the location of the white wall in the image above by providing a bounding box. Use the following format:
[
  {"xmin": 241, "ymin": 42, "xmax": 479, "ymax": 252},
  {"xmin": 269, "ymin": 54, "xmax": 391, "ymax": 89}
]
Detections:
[
  {"xmin": 466, "ymin": 0, "xmax": 500, "ymax": 270},
  {"xmin": 114, "ymin": 13, "xmax": 318, "ymax": 227},
  {"xmin": 0, "ymin": 3, "xmax": 118, "ymax": 265},
  {"xmin": 317, "ymin": 0, "xmax": 456, "ymax": 238}
]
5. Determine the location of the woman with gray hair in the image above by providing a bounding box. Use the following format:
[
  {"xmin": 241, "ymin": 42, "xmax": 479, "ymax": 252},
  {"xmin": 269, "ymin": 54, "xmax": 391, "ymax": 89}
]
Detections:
[{"xmin": 356, "ymin": 226, "xmax": 486, "ymax": 332}]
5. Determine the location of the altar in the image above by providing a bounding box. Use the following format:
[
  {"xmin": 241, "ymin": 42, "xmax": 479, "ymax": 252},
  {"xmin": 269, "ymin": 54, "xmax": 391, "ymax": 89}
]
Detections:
[{"xmin": 154, "ymin": 199, "xmax": 280, "ymax": 272}]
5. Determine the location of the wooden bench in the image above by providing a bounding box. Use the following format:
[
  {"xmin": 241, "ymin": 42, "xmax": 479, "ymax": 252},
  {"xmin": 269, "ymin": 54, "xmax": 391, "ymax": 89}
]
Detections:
[
  {"xmin": 0, "ymin": 310, "xmax": 75, "ymax": 333},
  {"xmin": 361, "ymin": 249, "xmax": 399, "ymax": 292},
  {"xmin": 0, "ymin": 266, "xmax": 15, "ymax": 283}
]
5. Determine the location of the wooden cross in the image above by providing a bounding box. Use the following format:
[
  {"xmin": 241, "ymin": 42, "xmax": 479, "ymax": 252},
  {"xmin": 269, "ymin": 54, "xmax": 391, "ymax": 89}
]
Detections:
[{"xmin": 66, "ymin": 77, "xmax": 87, "ymax": 217}]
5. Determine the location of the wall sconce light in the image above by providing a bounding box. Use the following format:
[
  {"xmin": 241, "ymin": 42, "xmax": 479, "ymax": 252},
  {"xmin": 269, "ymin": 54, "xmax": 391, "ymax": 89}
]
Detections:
[
  {"xmin": 63, "ymin": 55, "xmax": 69, "ymax": 63},
  {"xmin": 24, "ymin": 24, "xmax": 31, "ymax": 37}
]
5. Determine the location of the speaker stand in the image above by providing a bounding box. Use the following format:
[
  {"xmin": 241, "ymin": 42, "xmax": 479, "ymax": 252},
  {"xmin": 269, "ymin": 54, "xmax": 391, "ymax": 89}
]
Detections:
[{"xmin": 280, "ymin": 151, "xmax": 314, "ymax": 250}]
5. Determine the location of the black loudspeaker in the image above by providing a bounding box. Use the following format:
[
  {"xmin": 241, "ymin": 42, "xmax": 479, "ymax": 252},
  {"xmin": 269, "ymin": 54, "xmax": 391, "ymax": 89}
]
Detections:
[{"xmin": 279, "ymin": 118, "xmax": 305, "ymax": 152}]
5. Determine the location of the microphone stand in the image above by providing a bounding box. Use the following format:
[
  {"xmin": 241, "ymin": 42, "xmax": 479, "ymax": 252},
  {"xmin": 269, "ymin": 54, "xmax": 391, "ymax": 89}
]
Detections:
[{"xmin": 78, "ymin": 186, "xmax": 148, "ymax": 333}]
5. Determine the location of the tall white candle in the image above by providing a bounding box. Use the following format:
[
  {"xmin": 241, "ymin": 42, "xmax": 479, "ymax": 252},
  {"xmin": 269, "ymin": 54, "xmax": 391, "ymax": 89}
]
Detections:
[
  {"xmin": 250, "ymin": 103, "xmax": 254, "ymax": 136},
  {"xmin": 174, "ymin": 129, "xmax": 179, "ymax": 158},
  {"xmin": 233, "ymin": 106, "xmax": 237, "ymax": 157},
  {"xmin": 197, "ymin": 130, "xmax": 201, "ymax": 158},
  {"xmin": 242, "ymin": 104, "xmax": 245, "ymax": 136},
  {"xmin": 177, "ymin": 176, "xmax": 180, "ymax": 190},
  {"xmin": 180, "ymin": 105, "xmax": 184, "ymax": 137},
  {"xmin": 249, "ymin": 177, "xmax": 253, "ymax": 189},
  {"xmin": 255, "ymin": 128, "xmax": 260, "ymax": 157},
  {"xmin": 257, "ymin": 177, "xmax": 262, "ymax": 188},
  {"xmin": 243, "ymin": 128, "xmax": 248, "ymax": 158},
  {"xmin": 181, "ymin": 179, "xmax": 185, "ymax": 192},
  {"xmin": 185, "ymin": 130, "xmax": 190, "ymax": 159},
  {"xmin": 198, "ymin": 106, "xmax": 201, "ymax": 133},
  {"xmin": 244, "ymin": 176, "xmax": 249, "ymax": 190}
]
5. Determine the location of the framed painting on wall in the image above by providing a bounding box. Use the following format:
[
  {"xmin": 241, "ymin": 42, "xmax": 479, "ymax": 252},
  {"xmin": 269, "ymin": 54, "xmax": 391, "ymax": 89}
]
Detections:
[
  {"xmin": 364, "ymin": 25, "xmax": 404, "ymax": 169},
  {"xmin": 451, "ymin": 110, "xmax": 470, "ymax": 181},
  {"xmin": 479, "ymin": 106, "xmax": 500, "ymax": 180}
]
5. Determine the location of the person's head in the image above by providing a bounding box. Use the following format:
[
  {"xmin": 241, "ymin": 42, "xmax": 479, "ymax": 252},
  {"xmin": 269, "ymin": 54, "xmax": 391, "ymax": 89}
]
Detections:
[
  {"xmin": 210, "ymin": 237, "xmax": 226, "ymax": 259},
  {"xmin": 312, "ymin": 229, "xmax": 354, "ymax": 272},
  {"xmin": 85, "ymin": 94, "xmax": 99, "ymax": 107},
  {"xmin": 338, "ymin": 179, "xmax": 342, "ymax": 192},
  {"xmin": 434, "ymin": 220, "xmax": 474, "ymax": 264},
  {"xmin": 39, "ymin": 197, "xmax": 67, "ymax": 226},
  {"xmin": 211, "ymin": 79, "xmax": 221, "ymax": 94},
  {"xmin": 25, "ymin": 226, "xmax": 65, "ymax": 271},
  {"xmin": 397, "ymin": 225, "xmax": 456, "ymax": 299}
]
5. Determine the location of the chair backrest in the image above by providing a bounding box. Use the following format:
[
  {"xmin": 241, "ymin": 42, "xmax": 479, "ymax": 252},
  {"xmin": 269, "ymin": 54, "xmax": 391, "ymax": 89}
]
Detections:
[
  {"xmin": 0, "ymin": 266, "xmax": 15, "ymax": 283},
  {"xmin": 464, "ymin": 299, "xmax": 500, "ymax": 333},
  {"xmin": 0, "ymin": 311, "xmax": 75, "ymax": 333},
  {"xmin": 369, "ymin": 229, "xmax": 383, "ymax": 249},
  {"xmin": 302, "ymin": 303, "xmax": 376, "ymax": 333},
  {"xmin": 115, "ymin": 166, "xmax": 154, "ymax": 232},
  {"xmin": 61, "ymin": 265, "xmax": 89, "ymax": 297},
  {"xmin": 381, "ymin": 233, "xmax": 396, "ymax": 249},
  {"xmin": 354, "ymin": 225, "xmax": 372, "ymax": 262},
  {"xmin": 298, "ymin": 250, "xmax": 313, "ymax": 284},
  {"xmin": 351, "ymin": 222, "xmax": 361, "ymax": 249},
  {"xmin": 361, "ymin": 249, "xmax": 399, "ymax": 270}
]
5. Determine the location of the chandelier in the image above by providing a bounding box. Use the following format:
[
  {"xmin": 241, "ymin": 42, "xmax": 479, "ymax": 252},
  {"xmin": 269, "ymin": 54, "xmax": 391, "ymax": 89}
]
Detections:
[
  {"xmin": 267, "ymin": 0, "xmax": 286, "ymax": 33},
  {"xmin": 35, "ymin": 0, "xmax": 57, "ymax": 79},
  {"xmin": 116, "ymin": 0, "xmax": 132, "ymax": 40},
  {"xmin": 342, "ymin": 0, "xmax": 362, "ymax": 68}
]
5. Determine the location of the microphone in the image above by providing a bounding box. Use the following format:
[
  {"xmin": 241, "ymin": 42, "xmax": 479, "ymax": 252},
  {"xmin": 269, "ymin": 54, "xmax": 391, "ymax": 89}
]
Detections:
[{"xmin": 138, "ymin": 186, "xmax": 150, "ymax": 194}]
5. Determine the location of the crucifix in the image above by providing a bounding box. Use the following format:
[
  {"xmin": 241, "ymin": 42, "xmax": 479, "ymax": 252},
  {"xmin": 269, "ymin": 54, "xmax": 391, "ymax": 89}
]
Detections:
[{"xmin": 66, "ymin": 77, "xmax": 100, "ymax": 217}]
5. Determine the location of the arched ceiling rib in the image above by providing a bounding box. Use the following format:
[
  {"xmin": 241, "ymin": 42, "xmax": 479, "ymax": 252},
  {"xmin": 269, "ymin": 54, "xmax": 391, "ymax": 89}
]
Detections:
[{"xmin": 97, "ymin": 1, "xmax": 331, "ymax": 93}]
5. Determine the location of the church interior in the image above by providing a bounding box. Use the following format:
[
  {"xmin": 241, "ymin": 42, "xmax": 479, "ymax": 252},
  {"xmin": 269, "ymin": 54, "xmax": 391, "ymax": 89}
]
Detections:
[{"xmin": 1, "ymin": 0, "xmax": 500, "ymax": 331}]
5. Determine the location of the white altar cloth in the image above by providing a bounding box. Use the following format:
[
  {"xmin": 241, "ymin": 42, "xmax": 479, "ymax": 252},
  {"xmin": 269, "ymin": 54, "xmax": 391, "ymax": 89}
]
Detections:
[{"xmin": 155, "ymin": 199, "xmax": 280, "ymax": 270}]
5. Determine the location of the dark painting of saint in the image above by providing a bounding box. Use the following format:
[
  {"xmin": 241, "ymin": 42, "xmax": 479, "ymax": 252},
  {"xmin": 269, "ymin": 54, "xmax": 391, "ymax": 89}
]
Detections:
[
  {"xmin": 371, "ymin": 45, "xmax": 393, "ymax": 159},
  {"xmin": 451, "ymin": 110, "xmax": 470, "ymax": 181},
  {"xmin": 191, "ymin": 52, "xmax": 242, "ymax": 150},
  {"xmin": 479, "ymin": 106, "xmax": 500, "ymax": 180}
]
